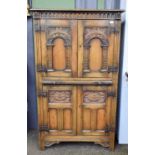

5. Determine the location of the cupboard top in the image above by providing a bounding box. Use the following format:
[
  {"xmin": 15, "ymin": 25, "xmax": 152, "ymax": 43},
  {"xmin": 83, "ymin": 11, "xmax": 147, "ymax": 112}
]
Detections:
[{"xmin": 30, "ymin": 9, "xmax": 124, "ymax": 20}]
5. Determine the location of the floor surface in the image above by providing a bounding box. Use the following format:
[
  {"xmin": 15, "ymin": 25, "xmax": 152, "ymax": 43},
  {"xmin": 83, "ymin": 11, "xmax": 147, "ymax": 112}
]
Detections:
[{"xmin": 27, "ymin": 130, "xmax": 128, "ymax": 155}]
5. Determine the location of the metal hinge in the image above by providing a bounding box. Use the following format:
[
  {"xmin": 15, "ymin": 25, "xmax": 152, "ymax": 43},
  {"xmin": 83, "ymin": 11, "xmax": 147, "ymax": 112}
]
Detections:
[
  {"xmin": 107, "ymin": 91, "xmax": 116, "ymax": 97},
  {"xmin": 39, "ymin": 125, "xmax": 49, "ymax": 132},
  {"xmin": 38, "ymin": 91, "xmax": 47, "ymax": 97},
  {"xmin": 37, "ymin": 65, "xmax": 47, "ymax": 72},
  {"xmin": 108, "ymin": 66, "xmax": 118, "ymax": 73},
  {"xmin": 104, "ymin": 126, "xmax": 114, "ymax": 133}
]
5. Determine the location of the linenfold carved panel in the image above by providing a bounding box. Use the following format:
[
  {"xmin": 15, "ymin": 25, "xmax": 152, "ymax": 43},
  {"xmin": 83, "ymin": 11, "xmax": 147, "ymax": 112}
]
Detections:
[
  {"xmin": 48, "ymin": 91, "xmax": 71, "ymax": 103},
  {"xmin": 83, "ymin": 91, "xmax": 106, "ymax": 103}
]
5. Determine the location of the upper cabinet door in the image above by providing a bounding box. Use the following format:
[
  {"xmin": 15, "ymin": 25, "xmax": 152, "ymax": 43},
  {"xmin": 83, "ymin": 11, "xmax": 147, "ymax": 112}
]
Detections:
[
  {"xmin": 78, "ymin": 20, "xmax": 117, "ymax": 78},
  {"xmin": 34, "ymin": 19, "xmax": 77, "ymax": 77}
]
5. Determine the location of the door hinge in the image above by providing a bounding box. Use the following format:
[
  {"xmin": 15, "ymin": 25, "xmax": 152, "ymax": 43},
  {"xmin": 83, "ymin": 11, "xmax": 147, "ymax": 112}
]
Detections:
[
  {"xmin": 38, "ymin": 91, "xmax": 47, "ymax": 97},
  {"xmin": 108, "ymin": 66, "xmax": 118, "ymax": 73},
  {"xmin": 104, "ymin": 126, "xmax": 114, "ymax": 133},
  {"xmin": 107, "ymin": 91, "xmax": 116, "ymax": 97},
  {"xmin": 37, "ymin": 65, "xmax": 47, "ymax": 72},
  {"xmin": 39, "ymin": 125, "xmax": 49, "ymax": 132}
]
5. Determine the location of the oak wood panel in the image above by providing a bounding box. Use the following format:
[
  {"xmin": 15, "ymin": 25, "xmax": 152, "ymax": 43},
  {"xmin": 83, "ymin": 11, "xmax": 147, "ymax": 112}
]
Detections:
[
  {"xmin": 49, "ymin": 109, "xmax": 58, "ymax": 129},
  {"xmin": 58, "ymin": 109, "xmax": 63, "ymax": 130},
  {"xmin": 89, "ymin": 39, "xmax": 102, "ymax": 71},
  {"xmin": 97, "ymin": 109, "xmax": 106, "ymax": 130},
  {"xmin": 53, "ymin": 38, "xmax": 66, "ymax": 70},
  {"xmin": 83, "ymin": 109, "xmax": 91, "ymax": 130},
  {"xmin": 91, "ymin": 110, "xmax": 97, "ymax": 131},
  {"xmin": 63, "ymin": 109, "xmax": 72, "ymax": 130}
]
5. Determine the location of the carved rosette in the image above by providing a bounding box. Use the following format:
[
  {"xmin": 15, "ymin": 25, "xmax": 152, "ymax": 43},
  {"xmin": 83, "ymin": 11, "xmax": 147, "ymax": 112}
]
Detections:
[
  {"xmin": 48, "ymin": 91, "xmax": 71, "ymax": 103},
  {"xmin": 83, "ymin": 91, "xmax": 106, "ymax": 103}
]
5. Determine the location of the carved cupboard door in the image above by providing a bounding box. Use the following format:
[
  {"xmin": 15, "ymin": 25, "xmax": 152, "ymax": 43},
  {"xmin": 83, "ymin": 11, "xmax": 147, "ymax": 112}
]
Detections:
[
  {"xmin": 35, "ymin": 19, "xmax": 77, "ymax": 77},
  {"xmin": 41, "ymin": 85, "xmax": 77, "ymax": 135},
  {"xmin": 77, "ymin": 85, "xmax": 113, "ymax": 136},
  {"xmin": 78, "ymin": 20, "xmax": 117, "ymax": 78}
]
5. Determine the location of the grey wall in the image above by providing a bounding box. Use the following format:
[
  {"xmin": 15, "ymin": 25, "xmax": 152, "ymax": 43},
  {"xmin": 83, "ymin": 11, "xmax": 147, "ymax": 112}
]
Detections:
[
  {"xmin": 104, "ymin": 0, "xmax": 120, "ymax": 9},
  {"xmin": 76, "ymin": 0, "xmax": 97, "ymax": 9},
  {"xmin": 117, "ymin": 0, "xmax": 128, "ymax": 144},
  {"xmin": 27, "ymin": 17, "xmax": 38, "ymax": 129}
]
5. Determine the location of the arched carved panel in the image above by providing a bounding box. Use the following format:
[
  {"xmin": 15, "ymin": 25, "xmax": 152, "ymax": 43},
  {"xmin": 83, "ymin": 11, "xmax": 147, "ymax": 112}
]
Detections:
[
  {"xmin": 46, "ymin": 27, "xmax": 71, "ymax": 47},
  {"xmin": 83, "ymin": 27, "xmax": 109, "ymax": 73},
  {"xmin": 84, "ymin": 27, "xmax": 109, "ymax": 48},
  {"xmin": 46, "ymin": 27, "xmax": 72, "ymax": 72}
]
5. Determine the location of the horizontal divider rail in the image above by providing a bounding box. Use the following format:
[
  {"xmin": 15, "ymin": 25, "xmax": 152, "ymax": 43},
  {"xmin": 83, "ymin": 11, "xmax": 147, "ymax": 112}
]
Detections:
[{"xmin": 42, "ymin": 79, "xmax": 112, "ymax": 85}]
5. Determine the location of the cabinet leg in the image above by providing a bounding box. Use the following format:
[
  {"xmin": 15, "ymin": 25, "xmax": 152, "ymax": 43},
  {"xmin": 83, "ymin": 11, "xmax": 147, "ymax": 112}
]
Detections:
[
  {"xmin": 109, "ymin": 132, "xmax": 115, "ymax": 151},
  {"xmin": 94, "ymin": 142, "xmax": 110, "ymax": 148},
  {"xmin": 39, "ymin": 141, "xmax": 45, "ymax": 150},
  {"xmin": 39, "ymin": 132, "xmax": 45, "ymax": 150},
  {"xmin": 109, "ymin": 141, "xmax": 115, "ymax": 151}
]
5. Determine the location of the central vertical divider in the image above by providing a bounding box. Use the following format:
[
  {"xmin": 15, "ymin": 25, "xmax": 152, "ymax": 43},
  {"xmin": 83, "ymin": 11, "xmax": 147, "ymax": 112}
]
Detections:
[{"xmin": 77, "ymin": 20, "xmax": 83, "ymax": 135}]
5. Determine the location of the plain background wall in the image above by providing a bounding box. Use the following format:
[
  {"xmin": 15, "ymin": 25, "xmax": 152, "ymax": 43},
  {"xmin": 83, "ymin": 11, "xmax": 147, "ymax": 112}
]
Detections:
[
  {"xmin": 118, "ymin": 0, "xmax": 128, "ymax": 144},
  {"xmin": 27, "ymin": 16, "xmax": 38, "ymax": 129}
]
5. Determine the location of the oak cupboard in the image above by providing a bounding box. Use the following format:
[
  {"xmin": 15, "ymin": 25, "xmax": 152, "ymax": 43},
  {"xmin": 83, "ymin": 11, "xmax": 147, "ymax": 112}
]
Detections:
[{"xmin": 31, "ymin": 9, "xmax": 124, "ymax": 150}]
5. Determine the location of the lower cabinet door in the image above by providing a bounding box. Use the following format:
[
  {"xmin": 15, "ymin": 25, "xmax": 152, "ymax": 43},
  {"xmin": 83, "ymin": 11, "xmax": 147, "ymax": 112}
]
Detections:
[
  {"xmin": 42, "ymin": 85, "xmax": 77, "ymax": 136},
  {"xmin": 77, "ymin": 85, "xmax": 113, "ymax": 136},
  {"xmin": 41, "ymin": 84, "xmax": 113, "ymax": 136}
]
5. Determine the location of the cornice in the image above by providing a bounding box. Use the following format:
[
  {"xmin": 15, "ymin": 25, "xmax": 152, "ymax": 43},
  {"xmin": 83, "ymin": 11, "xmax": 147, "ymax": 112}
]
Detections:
[{"xmin": 30, "ymin": 9, "xmax": 125, "ymax": 20}]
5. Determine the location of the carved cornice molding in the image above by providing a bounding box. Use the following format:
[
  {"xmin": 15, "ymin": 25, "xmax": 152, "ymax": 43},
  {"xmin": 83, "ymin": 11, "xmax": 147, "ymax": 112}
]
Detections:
[{"xmin": 31, "ymin": 10, "xmax": 124, "ymax": 20}]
